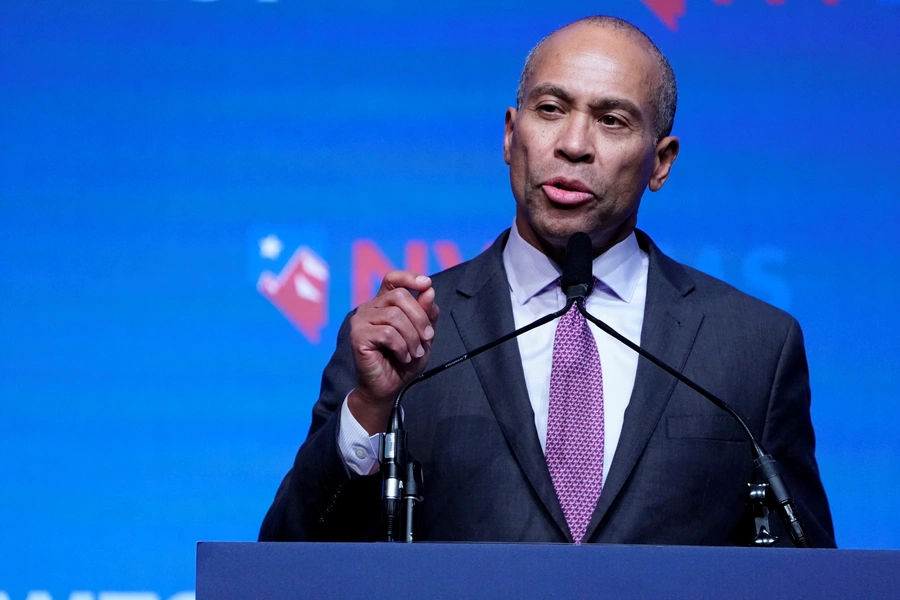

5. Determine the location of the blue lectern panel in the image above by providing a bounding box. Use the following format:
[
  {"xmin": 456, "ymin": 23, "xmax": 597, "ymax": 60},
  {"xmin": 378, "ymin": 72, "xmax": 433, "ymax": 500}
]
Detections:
[{"xmin": 196, "ymin": 542, "xmax": 900, "ymax": 600}]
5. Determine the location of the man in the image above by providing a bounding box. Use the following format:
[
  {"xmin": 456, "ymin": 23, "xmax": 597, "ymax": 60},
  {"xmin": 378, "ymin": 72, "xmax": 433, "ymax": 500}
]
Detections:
[{"xmin": 259, "ymin": 16, "xmax": 835, "ymax": 546}]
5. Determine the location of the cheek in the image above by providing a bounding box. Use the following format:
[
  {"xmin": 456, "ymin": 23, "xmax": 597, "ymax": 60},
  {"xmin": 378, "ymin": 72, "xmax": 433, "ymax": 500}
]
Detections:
[
  {"xmin": 610, "ymin": 145, "xmax": 657, "ymax": 182},
  {"xmin": 510, "ymin": 140, "xmax": 534, "ymax": 181},
  {"xmin": 515, "ymin": 125, "xmax": 551, "ymax": 162},
  {"xmin": 508, "ymin": 143, "xmax": 531, "ymax": 197},
  {"xmin": 642, "ymin": 148, "xmax": 657, "ymax": 176}
]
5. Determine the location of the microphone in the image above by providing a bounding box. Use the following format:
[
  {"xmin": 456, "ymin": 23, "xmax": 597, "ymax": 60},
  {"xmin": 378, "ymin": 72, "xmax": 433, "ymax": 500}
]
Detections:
[
  {"xmin": 564, "ymin": 233, "xmax": 810, "ymax": 548},
  {"xmin": 380, "ymin": 235, "xmax": 591, "ymax": 542},
  {"xmin": 561, "ymin": 231, "xmax": 594, "ymax": 300}
]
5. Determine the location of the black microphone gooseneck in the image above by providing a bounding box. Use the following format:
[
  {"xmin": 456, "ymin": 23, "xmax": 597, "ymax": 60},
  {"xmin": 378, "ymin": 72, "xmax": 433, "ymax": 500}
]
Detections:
[
  {"xmin": 564, "ymin": 232, "xmax": 810, "ymax": 548},
  {"xmin": 380, "ymin": 239, "xmax": 594, "ymax": 542}
]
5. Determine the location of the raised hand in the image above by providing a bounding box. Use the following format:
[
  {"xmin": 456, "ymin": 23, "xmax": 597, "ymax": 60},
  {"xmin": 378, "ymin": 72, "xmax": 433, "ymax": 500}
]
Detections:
[{"xmin": 347, "ymin": 270, "xmax": 440, "ymax": 434}]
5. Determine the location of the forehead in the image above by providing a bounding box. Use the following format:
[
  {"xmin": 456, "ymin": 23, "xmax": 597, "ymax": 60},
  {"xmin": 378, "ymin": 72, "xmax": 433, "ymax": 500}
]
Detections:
[{"xmin": 527, "ymin": 24, "xmax": 658, "ymax": 106}]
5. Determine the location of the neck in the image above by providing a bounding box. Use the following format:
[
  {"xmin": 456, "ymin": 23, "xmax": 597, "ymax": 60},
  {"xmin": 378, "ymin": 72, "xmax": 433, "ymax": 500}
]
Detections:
[{"xmin": 514, "ymin": 215, "xmax": 636, "ymax": 266}]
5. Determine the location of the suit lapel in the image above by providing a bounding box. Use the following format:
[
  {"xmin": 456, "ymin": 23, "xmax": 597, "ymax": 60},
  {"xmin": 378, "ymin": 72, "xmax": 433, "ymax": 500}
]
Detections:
[
  {"xmin": 444, "ymin": 230, "xmax": 705, "ymax": 542},
  {"xmin": 585, "ymin": 232, "xmax": 704, "ymax": 540},
  {"xmin": 450, "ymin": 232, "xmax": 571, "ymax": 539}
]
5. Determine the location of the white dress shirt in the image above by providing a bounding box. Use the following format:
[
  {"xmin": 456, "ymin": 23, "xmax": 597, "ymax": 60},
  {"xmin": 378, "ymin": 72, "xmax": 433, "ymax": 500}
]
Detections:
[
  {"xmin": 503, "ymin": 223, "xmax": 648, "ymax": 483},
  {"xmin": 337, "ymin": 222, "xmax": 649, "ymax": 478}
]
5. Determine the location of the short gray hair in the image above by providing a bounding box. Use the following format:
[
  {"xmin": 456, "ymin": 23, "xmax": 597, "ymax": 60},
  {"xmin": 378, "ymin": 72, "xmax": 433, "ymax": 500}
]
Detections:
[{"xmin": 515, "ymin": 16, "xmax": 678, "ymax": 141}]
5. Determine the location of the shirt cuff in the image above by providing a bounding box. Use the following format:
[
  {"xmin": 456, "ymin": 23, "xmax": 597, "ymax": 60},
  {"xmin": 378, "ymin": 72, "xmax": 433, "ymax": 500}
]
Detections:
[{"xmin": 337, "ymin": 391, "xmax": 381, "ymax": 476}]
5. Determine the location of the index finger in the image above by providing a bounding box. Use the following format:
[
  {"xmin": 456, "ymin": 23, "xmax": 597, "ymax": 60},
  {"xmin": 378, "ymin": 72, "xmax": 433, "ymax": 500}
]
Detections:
[{"xmin": 377, "ymin": 270, "xmax": 432, "ymax": 297}]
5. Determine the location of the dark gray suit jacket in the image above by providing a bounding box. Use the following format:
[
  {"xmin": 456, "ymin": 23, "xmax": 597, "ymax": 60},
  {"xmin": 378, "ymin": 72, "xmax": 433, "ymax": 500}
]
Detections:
[{"xmin": 259, "ymin": 230, "xmax": 835, "ymax": 547}]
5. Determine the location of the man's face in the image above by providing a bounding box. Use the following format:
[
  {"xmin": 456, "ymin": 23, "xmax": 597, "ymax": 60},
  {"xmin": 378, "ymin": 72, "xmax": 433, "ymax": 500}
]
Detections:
[{"xmin": 504, "ymin": 23, "xmax": 679, "ymax": 259}]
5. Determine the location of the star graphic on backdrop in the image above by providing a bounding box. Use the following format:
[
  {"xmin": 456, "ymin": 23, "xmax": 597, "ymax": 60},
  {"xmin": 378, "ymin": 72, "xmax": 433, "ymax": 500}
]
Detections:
[{"xmin": 259, "ymin": 234, "xmax": 284, "ymax": 260}]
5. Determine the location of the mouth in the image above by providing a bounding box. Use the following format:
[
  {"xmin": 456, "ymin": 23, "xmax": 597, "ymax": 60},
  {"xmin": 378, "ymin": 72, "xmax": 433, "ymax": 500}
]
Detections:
[{"xmin": 541, "ymin": 177, "xmax": 593, "ymax": 206}]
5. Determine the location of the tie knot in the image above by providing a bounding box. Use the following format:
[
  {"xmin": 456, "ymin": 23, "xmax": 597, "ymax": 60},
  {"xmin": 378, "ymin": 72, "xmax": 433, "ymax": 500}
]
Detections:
[{"xmin": 562, "ymin": 298, "xmax": 588, "ymax": 325}]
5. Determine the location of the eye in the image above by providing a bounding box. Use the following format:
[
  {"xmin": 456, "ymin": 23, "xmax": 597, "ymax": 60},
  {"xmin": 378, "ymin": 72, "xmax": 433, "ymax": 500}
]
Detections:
[
  {"xmin": 600, "ymin": 114, "xmax": 624, "ymax": 127},
  {"xmin": 536, "ymin": 103, "xmax": 562, "ymax": 115}
]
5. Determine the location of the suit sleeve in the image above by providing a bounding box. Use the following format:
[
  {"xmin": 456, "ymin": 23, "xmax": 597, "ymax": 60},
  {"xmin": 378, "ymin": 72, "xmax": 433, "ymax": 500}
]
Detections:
[
  {"xmin": 258, "ymin": 313, "xmax": 383, "ymax": 542},
  {"xmin": 761, "ymin": 317, "xmax": 836, "ymax": 548}
]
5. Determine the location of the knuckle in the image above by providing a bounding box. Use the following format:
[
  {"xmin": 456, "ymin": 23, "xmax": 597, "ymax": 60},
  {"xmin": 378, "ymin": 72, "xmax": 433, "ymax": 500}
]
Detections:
[
  {"xmin": 380, "ymin": 326, "xmax": 402, "ymax": 347},
  {"xmin": 383, "ymin": 305, "xmax": 404, "ymax": 326},
  {"xmin": 382, "ymin": 269, "xmax": 409, "ymax": 287},
  {"xmin": 387, "ymin": 287, "xmax": 411, "ymax": 303}
]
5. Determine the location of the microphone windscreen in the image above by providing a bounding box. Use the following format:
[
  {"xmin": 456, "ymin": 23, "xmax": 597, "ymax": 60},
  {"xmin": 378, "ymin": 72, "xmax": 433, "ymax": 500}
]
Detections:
[{"xmin": 561, "ymin": 232, "xmax": 594, "ymax": 297}]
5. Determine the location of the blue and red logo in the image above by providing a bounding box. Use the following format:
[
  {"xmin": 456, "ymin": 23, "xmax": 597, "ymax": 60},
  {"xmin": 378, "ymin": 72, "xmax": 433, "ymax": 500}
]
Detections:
[
  {"xmin": 250, "ymin": 227, "xmax": 330, "ymax": 343},
  {"xmin": 250, "ymin": 227, "xmax": 487, "ymax": 344},
  {"xmin": 249, "ymin": 227, "xmax": 797, "ymax": 342},
  {"xmin": 257, "ymin": 240, "xmax": 329, "ymax": 344}
]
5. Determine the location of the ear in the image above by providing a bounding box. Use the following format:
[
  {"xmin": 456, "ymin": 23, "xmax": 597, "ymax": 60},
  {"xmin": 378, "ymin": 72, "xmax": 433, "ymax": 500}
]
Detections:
[
  {"xmin": 503, "ymin": 107, "xmax": 517, "ymax": 165},
  {"xmin": 648, "ymin": 135, "xmax": 679, "ymax": 192}
]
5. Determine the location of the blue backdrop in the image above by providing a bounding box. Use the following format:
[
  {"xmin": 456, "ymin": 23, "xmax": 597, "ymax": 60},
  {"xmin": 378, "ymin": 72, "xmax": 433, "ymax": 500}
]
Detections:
[{"xmin": 1, "ymin": 1, "xmax": 898, "ymax": 598}]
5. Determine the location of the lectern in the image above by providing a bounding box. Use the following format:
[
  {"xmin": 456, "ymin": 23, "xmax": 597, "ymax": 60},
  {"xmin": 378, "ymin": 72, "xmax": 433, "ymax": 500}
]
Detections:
[{"xmin": 197, "ymin": 542, "xmax": 900, "ymax": 599}]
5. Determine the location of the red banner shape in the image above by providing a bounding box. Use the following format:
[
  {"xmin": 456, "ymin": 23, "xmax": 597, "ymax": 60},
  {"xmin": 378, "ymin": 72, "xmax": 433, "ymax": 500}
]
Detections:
[
  {"xmin": 641, "ymin": 0, "xmax": 687, "ymax": 31},
  {"xmin": 258, "ymin": 247, "xmax": 329, "ymax": 344}
]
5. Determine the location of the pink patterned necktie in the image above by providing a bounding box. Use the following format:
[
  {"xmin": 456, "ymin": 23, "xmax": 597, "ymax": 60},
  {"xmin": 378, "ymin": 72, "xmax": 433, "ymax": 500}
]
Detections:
[{"xmin": 545, "ymin": 294, "xmax": 605, "ymax": 545}]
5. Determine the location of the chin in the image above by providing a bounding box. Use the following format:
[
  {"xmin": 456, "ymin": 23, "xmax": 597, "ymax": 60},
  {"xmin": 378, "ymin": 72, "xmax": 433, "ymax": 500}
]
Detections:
[
  {"xmin": 519, "ymin": 202, "xmax": 604, "ymax": 249},
  {"xmin": 535, "ymin": 217, "xmax": 597, "ymax": 243}
]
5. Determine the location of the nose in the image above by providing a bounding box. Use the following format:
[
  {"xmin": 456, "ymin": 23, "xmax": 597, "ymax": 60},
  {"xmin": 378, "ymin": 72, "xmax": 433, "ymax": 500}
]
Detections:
[{"xmin": 555, "ymin": 113, "xmax": 594, "ymax": 163}]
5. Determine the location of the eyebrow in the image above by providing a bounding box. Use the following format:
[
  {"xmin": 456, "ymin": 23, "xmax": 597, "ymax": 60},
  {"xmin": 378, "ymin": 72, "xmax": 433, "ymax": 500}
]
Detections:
[
  {"xmin": 528, "ymin": 84, "xmax": 574, "ymax": 104},
  {"xmin": 528, "ymin": 83, "xmax": 644, "ymax": 120},
  {"xmin": 591, "ymin": 98, "xmax": 643, "ymax": 119}
]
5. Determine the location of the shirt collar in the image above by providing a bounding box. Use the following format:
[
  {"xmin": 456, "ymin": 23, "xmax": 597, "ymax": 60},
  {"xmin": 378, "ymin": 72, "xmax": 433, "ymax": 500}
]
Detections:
[{"xmin": 502, "ymin": 220, "xmax": 645, "ymax": 306}]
